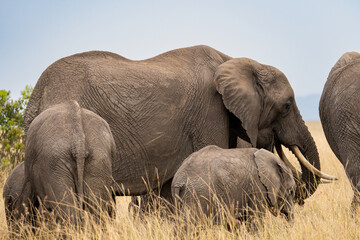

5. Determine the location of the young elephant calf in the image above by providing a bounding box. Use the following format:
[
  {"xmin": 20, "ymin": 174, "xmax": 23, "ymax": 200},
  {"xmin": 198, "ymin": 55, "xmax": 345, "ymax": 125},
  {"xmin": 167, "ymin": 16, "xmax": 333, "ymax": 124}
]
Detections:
[
  {"xmin": 3, "ymin": 162, "xmax": 27, "ymax": 230},
  {"xmin": 171, "ymin": 145, "xmax": 296, "ymax": 223},
  {"xmin": 10, "ymin": 100, "xmax": 117, "ymax": 225}
]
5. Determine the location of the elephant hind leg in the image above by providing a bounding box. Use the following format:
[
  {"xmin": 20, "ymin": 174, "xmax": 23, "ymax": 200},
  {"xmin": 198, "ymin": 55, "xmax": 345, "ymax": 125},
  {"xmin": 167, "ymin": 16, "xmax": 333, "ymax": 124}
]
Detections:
[
  {"xmin": 82, "ymin": 161, "xmax": 115, "ymax": 219},
  {"xmin": 82, "ymin": 184, "xmax": 115, "ymax": 220},
  {"xmin": 38, "ymin": 191, "xmax": 79, "ymax": 225},
  {"xmin": 35, "ymin": 170, "xmax": 81, "ymax": 224},
  {"xmin": 43, "ymin": 188, "xmax": 81, "ymax": 225},
  {"xmin": 344, "ymin": 155, "xmax": 360, "ymax": 214}
]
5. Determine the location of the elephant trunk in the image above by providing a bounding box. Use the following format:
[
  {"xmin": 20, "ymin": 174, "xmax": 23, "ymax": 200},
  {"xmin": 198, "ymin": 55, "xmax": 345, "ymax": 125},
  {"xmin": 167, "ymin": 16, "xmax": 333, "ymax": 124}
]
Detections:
[
  {"xmin": 295, "ymin": 123, "xmax": 320, "ymax": 199},
  {"xmin": 276, "ymin": 121, "xmax": 337, "ymax": 203},
  {"xmin": 289, "ymin": 110, "xmax": 338, "ymax": 201},
  {"xmin": 274, "ymin": 108, "xmax": 336, "ymax": 202}
]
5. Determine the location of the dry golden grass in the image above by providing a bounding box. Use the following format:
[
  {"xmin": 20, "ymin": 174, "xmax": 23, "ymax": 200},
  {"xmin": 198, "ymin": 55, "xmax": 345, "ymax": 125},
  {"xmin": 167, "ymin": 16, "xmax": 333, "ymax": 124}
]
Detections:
[{"xmin": 0, "ymin": 121, "xmax": 358, "ymax": 239}]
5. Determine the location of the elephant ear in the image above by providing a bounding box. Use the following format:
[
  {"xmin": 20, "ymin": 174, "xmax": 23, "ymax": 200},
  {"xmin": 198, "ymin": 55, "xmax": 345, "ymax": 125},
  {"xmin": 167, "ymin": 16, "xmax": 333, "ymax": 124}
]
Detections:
[
  {"xmin": 254, "ymin": 149, "xmax": 285, "ymax": 206},
  {"xmin": 214, "ymin": 58, "xmax": 268, "ymax": 147}
]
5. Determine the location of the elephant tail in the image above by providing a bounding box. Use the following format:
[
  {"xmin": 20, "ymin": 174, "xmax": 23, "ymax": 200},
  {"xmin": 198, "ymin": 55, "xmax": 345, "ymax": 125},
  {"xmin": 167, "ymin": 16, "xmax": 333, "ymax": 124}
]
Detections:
[{"xmin": 69, "ymin": 100, "xmax": 87, "ymax": 208}]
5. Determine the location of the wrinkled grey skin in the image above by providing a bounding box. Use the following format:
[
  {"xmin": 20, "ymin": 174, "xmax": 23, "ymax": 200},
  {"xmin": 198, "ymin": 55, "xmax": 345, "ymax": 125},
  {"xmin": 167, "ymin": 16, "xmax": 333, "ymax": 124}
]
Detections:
[
  {"xmin": 25, "ymin": 45, "xmax": 320, "ymax": 200},
  {"xmin": 3, "ymin": 162, "xmax": 28, "ymax": 230},
  {"xmin": 319, "ymin": 51, "xmax": 360, "ymax": 207},
  {"xmin": 13, "ymin": 100, "xmax": 116, "ymax": 224},
  {"xmin": 171, "ymin": 146, "xmax": 296, "ymax": 222}
]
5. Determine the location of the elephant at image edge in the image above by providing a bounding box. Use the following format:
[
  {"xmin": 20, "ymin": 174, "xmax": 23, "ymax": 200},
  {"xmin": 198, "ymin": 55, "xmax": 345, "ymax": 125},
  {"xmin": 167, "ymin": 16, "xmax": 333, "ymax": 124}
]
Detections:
[
  {"xmin": 319, "ymin": 51, "xmax": 360, "ymax": 207},
  {"xmin": 171, "ymin": 146, "xmax": 296, "ymax": 222},
  {"xmin": 24, "ymin": 45, "xmax": 335, "ymax": 203},
  {"xmin": 12, "ymin": 100, "xmax": 116, "ymax": 224},
  {"xmin": 3, "ymin": 162, "xmax": 28, "ymax": 231}
]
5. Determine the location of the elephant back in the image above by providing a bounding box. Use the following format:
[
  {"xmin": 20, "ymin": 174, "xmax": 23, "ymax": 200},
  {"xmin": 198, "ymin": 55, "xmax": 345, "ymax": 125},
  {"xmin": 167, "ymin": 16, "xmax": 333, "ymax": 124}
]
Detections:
[{"xmin": 320, "ymin": 51, "xmax": 360, "ymax": 163}]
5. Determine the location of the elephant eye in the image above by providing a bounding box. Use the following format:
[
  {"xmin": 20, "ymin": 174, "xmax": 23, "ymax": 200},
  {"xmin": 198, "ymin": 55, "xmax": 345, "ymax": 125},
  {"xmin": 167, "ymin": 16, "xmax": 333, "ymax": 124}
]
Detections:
[
  {"xmin": 285, "ymin": 103, "xmax": 291, "ymax": 111},
  {"xmin": 283, "ymin": 101, "xmax": 291, "ymax": 115}
]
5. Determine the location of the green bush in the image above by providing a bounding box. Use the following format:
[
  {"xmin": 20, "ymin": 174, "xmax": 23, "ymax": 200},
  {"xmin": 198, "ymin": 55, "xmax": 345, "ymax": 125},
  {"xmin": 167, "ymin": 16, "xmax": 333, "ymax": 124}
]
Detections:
[{"xmin": 0, "ymin": 85, "xmax": 33, "ymax": 170}]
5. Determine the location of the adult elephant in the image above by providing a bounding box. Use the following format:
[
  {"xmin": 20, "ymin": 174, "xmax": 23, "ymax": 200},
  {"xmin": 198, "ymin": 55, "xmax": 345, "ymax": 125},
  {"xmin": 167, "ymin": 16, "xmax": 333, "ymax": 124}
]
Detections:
[
  {"xmin": 25, "ymin": 45, "xmax": 335, "ymax": 202},
  {"xmin": 320, "ymin": 51, "xmax": 360, "ymax": 207}
]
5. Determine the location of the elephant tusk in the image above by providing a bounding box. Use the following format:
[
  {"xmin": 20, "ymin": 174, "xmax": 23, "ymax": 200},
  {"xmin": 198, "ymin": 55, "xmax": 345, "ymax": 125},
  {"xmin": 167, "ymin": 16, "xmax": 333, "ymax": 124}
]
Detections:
[
  {"xmin": 291, "ymin": 146, "xmax": 338, "ymax": 181},
  {"xmin": 275, "ymin": 143, "xmax": 302, "ymax": 180},
  {"xmin": 320, "ymin": 179, "xmax": 334, "ymax": 184}
]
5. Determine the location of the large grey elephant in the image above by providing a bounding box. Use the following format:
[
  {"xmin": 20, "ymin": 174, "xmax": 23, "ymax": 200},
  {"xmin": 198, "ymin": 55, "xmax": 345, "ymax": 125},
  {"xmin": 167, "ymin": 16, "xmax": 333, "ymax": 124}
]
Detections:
[
  {"xmin": 319, "ymin": 51, "xmax": 360, "ymax": 207},
  {"xmin": 13, "ymin": 100, "xmax": 116, "ymax": 223},
  {"xmin": 24, "ymin": 45, "xmax": 335, "ymax": 203},
  {"xmin": 171, "ymin": 146, "xmax": 296, "ymax": 222}
]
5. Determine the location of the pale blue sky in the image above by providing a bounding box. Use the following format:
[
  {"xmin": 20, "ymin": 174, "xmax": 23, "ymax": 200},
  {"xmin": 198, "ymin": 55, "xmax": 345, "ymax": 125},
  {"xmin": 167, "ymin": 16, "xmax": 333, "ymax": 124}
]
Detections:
[{"xmin": 1, "ymin": 0, "xmax": 360, "ymax": 104}]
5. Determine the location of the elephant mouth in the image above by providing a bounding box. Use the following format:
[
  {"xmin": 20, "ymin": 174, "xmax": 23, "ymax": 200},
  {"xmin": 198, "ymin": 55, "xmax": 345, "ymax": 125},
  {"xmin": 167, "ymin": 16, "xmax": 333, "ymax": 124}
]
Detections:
[{"xmin": 273, "ymin": 142, "xmax": 337, "ymax": 201}]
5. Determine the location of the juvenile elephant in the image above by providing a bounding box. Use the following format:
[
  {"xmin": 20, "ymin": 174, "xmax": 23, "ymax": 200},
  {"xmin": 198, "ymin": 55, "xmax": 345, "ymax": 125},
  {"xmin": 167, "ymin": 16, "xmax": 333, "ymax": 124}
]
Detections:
[
  {"xmin": 128, "ymin": 137, "xmax": 254, "ymax": 214},
  {"xmin": 3, "ymin": 162, "xmax": 28, "ymax": 230},
  {"xmin": 25, "ymin": 45, "xmax": 335, "ymax": 203},
  {"xmin": 13, "ymin": 100, "xmax": 117, "ymax": 224},
  {"xmin": 319, "ymin": 51, "xmax": 360, "ymax": 208},
  {"xmin": 171, "ymin": 145, "xmax": 296, "ymax": 222}
]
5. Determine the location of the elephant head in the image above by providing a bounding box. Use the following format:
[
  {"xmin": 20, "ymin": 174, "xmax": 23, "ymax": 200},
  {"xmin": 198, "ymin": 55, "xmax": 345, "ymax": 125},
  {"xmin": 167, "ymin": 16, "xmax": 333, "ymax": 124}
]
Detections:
[
  {"xmin": 254, "ymin": 149, "xmax": 295, "ymax": 221},
  {"xmin": 214, "ymin": 58, "xmax": 337, "ymax": 202}
]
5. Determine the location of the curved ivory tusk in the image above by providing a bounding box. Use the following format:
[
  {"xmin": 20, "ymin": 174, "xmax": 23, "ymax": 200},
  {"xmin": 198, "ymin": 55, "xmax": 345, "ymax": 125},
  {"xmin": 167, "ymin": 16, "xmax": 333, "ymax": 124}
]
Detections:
[
  {"xmin": 275, "ymin": 143, "xmax": 302, "ymax": 179},
  {"xmin": 320, "ymin": 179, "xmax": 334, "ymax": 184},
  {"xmin": 291, "ymin": 146, "xmax": 338, "ymax": 181}
]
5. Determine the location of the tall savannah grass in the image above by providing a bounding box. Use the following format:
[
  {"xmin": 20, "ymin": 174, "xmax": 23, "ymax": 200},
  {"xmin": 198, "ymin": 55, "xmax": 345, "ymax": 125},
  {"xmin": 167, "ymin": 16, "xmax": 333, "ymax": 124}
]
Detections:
[{"xmin": 0, "ymin": 122, "xmax": 358, "ymax": 239}]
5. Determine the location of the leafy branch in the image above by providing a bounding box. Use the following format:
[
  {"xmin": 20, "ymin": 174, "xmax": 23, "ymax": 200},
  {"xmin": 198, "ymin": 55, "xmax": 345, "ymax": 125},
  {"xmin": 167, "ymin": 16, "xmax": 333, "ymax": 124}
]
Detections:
[{"xmin": 0, "ymin": 85, "xmax": 33, "ymax": 170}]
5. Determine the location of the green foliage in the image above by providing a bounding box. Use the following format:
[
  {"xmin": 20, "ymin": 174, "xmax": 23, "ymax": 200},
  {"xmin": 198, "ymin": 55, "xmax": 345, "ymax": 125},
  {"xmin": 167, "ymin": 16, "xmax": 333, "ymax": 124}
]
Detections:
[{"xmin": 0, "ymin": 85, "xmax": 33, "ymax": 170}]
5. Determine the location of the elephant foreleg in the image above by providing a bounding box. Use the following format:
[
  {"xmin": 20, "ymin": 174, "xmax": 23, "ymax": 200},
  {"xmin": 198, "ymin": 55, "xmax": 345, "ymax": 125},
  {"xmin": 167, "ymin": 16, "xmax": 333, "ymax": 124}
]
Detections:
[{"xmin": 128, "ymin": 178, "xmax": 174, "ymax": 216}]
